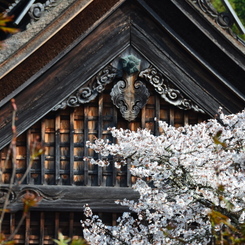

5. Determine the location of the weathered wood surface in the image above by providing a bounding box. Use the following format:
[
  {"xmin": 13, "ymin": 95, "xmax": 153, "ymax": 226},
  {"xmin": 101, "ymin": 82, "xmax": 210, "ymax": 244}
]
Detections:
[
  {"xmin": 0, "ymin": 0, "xmax": 244, "ymax": 149},
  {"xmin": 0, "ymin": 86, "xmax": 208, "ymax": 187},
  {"xmin": 4, "ymin": 185, "xmax": 139, "ymax": 212},
  {"xmin": 130, "ymin": 4, "xmax": 245, "ymax": 114},
  {"xmin": 0, "ymin": 4, "xmax": 131, "ymax": 149}
]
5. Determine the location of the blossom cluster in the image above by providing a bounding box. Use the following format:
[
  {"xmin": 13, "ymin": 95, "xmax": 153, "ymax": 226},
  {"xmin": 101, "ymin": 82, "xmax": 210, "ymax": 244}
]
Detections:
[{"xmin": 82, "ymin": 109, "xmax": 245, "ymax": 244}]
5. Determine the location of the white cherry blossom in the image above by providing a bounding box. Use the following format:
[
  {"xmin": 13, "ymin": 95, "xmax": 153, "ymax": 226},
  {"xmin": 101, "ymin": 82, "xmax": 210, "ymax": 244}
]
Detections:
[{"xmin": 81, "ymin": 109, "xmax": 245, "ymax": 244}]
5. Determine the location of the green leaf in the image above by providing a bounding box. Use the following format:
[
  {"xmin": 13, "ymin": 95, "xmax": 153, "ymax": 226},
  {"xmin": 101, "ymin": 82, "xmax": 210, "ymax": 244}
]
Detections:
[
  {"xmin": 71, "ymin": 238, "xmax": 88, "ymax": 245},
  {"xmin": 53, "ymin": 232, "xmax": 71, "ymax": 245}
]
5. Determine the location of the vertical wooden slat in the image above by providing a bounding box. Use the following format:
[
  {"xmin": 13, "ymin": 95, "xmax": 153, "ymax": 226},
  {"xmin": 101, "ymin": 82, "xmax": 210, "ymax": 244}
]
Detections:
[
  {"xmin": 39, "ymin": 212, "xmax": 44, "ymax": 245},
  {"xmin": 70, "ymin": 109, "xmax": 74, "ymax": 185},
  {"xmin": 169, "ymin": 107, "xmax": 175, "ymax": 126},
  {"xmin": 84, "ymin": 106, "xmax": 89, "ymax": 186},
  {"xmin": 112, "ymin": 106, "xmax": 118, "ymax": 187},
  {"xmin": 155, "ymin": 95, "xmax": 160, "ymax": 136},
  {"xmin": 26, "ymin": 129, "xmax": 31, "ymax": 184},
  {"xmin": 25, "ymin": 212, "xmax": 30, "ymax": 245},
  {"xmin": 184, "ymin": 112, "xmax": 189, "ymax": 126},
  {"xmin": 98, "ymin": 94, "xmax": 103, "ymax": 186},
  {"xmin": 141, "ymin": 106, "xmax": 146, "ymax": 129},
  {"xmin": 41, "ymin": 120, "xmax": 45, "ymax": 185},
  {"xmin": 198, "ymin": 114, "xmax": 203, "ymax": 123},
  {"xmin": 54, "ymin": 212, "xmax": 59, "ymax": 240},
  {"xmin": 10, "ymin": 213, "xmax": 15, "ymax": 238},
  {"xmin": 55, "ymin": 113, "xmax": 61, "ymax": 185},
  {"xmin": 69, "ymin": 212, "xmax": 74, "ymax": 239},
  {"xmin": 112, "ymin": 213, "xmax": 117, "ymax": 226}
]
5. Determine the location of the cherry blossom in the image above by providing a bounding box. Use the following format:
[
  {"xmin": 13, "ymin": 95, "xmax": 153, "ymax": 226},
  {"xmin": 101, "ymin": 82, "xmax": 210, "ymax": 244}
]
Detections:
[{"xmin": 82, "ymin": 109, "xmax": 245, "ymax": 244}]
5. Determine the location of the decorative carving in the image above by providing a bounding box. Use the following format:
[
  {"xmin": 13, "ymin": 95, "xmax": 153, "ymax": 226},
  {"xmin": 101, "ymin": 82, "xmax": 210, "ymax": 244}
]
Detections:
[
  {"xmin": 0, "ymin": 187, "xmax": 63, "ymax": 206},
  {"xmin": 28, "ymin": 3, "xmax": 45, "ymax": 21},
  {"xmin": 139, "ymin": 67, "xmax": 205, "ymax": 113},
  {"xmin": 17, "ymin": 187, "xmax": 63, "ymax": 201},
  {"xmin": 0, "ymin": 188, "xmax": 16, "ymax": 204},
  {"xmin": 53, "ymin": 65, "xmax": 117, "ymax": 110},
  {"xmin": 110, "ymin": 54, "xmax": 150, "ymax": 121},
  {"xmin": 217, "ymin": 12, "xmax": 234, "ymax": 28},
  {"xmin": 29, "ymin": 0, "xmax": 57, "ymax": 22},
  {"xmin": 5, "ymin": 0, "xmax": 57, "ymax": 25},
  {"xmin": 189, "ymin": 0, "xmax": 237, "ymax": 37},
  {"xmin": 110, "ymin": 79, "xmax": 150, "ymax": 121},
  {"xmin": 190, "ymin": 0, "xmax": 218, "ymax": 17}
]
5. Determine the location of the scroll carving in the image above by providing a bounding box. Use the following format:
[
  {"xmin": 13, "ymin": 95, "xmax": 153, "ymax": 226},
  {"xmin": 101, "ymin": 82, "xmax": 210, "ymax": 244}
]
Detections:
[
  {"xmin": 0, "ymin": 188, "xmax": 16, "ymax": 204},
  {"xmin": 110, "ymin": 79, "xmax": 150, "ymax": 121},
  {"xmin": 0, "ymin": 187, "xmax": 62, "ymax": 206},
  {"xmin": 17, "ymin": 187, "xmax": 63, "ymax": 201},
  {"xmin": 139, "ymin": 67, "xmax": 204, "ymax": 113},
  {"xmin": 189, "ymin": 0, "xmax": 236, "ymax": 37},
  {"xmin": 53, "ymin": 65, "xmax": 117, "ymax": 110},
  {"xmin": 6, "ymin": 0, "xmax": 57, "ymax": 25},
  {"xmin": 190, "ymin": 0, "xmax": 218, "ymax": 17}
]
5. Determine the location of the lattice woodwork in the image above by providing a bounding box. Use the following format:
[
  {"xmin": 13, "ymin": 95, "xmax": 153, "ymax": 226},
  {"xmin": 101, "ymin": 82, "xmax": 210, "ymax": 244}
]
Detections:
[
  {"xmin": 1, "ymin": 211, "xmax": 119, "ymax": 244},
  {"xmin": 0, "ymin": 83, "xmax": 209, "ymax": 244},
  {"xmin": 0, "ymin": 84, "xmax": 208, "ymax": 187}
]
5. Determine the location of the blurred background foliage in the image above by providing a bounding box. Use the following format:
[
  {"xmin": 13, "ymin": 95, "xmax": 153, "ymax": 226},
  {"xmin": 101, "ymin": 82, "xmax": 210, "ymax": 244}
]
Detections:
[{"xmin": 211, "ymin": 0, "xmax": 245, "ymax": 39}]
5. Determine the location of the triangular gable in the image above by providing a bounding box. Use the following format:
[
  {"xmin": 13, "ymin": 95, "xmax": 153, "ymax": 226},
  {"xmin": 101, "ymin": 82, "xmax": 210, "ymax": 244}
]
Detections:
[{"xmin": 0, "ymin": 0, "xmax": 244, "ymax": 149}]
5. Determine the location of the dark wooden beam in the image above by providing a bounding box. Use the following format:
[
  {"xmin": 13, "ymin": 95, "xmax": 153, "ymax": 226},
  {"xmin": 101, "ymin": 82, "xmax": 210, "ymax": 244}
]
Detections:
[
  {"xmin": 130, "ymin": 3, "xmax": 245, "ymax": 115},
  {"xmin": 5, "ymin": 185, "xmax": 139, "ymax": 213}
]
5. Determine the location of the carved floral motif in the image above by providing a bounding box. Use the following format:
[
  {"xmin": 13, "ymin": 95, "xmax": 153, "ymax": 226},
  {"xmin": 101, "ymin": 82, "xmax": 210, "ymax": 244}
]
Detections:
[
  {"xmin": 53, "ymin": 65, "xmax": 117, "ymax": 110},
  {"xmin": 0, "ymin": 188, "xmax": 16, "ymax": 204},
  {"xmin": 0, "ymin": 187, "xmax": 62, "ymax": 205},
  {"xmin": 29, "ymin": 0, "xmax": 57, "ymax": 22},
  {"xmin": 139, "ymin": 67, "xmax": 204, "ymax": 113},
  {"xmin": 189, "ymin": 0, "xmax": 236, "ymax": 36},
  {"xmin": 5, "ymin": 0, "xmax": 57, "ymax": 24},
  {"xmin": 110, "ymin": 79, "xmax": 150, "ymax": 121},
  {"xmin": 53, "ymin": 63, "xmax": 204, "ymax": 115}
]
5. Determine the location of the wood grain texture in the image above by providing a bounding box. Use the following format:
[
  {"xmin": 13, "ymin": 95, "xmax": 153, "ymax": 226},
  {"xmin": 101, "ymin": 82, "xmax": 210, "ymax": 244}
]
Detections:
[
  {"xmin": 0, "ymin": 1, "xmax": 244, "ymax": 151},
  {"xmin": 7, "ymin": 185, "xmax": 139, "ymax": 212}
]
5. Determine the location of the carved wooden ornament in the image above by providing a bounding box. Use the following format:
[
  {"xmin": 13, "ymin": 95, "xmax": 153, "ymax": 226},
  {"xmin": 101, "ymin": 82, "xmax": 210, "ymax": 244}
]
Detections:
[
  {"xmin": 110, "ymin": 77, "xmax": 150, "ymax": 121},
  {"xmin": 53, "ymin": 65, "xmax": 117, "ymax": 110},
  {"xmin": 139, "ymin": 67, "xmax": 204, "ymax": 113}
]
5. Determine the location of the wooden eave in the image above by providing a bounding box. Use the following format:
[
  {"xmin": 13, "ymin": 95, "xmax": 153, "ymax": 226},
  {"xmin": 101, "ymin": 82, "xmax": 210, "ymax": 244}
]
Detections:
[
  {"xmin": 0, "ymin": 0, "xmax": 123, "ymax": 102},
  {"xmin": 0, "ymin": 0, "xmax": 244, "ymax": 151}
]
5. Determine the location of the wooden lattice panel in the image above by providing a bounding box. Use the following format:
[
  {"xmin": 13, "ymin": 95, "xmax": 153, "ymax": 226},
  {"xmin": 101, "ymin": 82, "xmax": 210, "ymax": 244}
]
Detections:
[
  {"xmin": 0, "ymin": 82, "xmax": 209, "ymax": 244},
  {"xmin": 2, "ymin": 211, "xmax": 118, "ymax": 244},
  {"xmin": 0, "ymin": 84, "xmax": 208, "ymax": 187}
]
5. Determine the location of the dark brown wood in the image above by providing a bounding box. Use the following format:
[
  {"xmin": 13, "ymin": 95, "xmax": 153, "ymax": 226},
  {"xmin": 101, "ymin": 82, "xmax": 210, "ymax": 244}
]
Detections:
[
  {"xmin": 39, "ymin": 212, "xmax": 44, "ymax": 245},
  {"xmin": 26, "ymin": 129, "xmax": 31, "ymax": 184},
  {"xmin": 83, "ymin": 105, "xmax": 89, "ymax": 186},
  {"xmin": 55, "ymin": 113, "xmax": 61, "ymax": 185},
  {"xmin": 130, "ymin": 25, "xmax": 243, "ymax": 115},
  {"xmin": 0, "ymin": 0, "xmax": 244, "ymax": 243},
  {"xmin": 0, "ymin": 0, "xmax": 244, "ymax": 152},
  {"xmin": 0, "ymin": 5, "xmax": 131, "ymax": 150},
  {"xmin": 10, "ymin": 213, "xmax": 15, "ymax": 236},
  {"xmin": 169, "ymin": 107, "xmax": 175, "ymax": 126},
  {"xmin": 69, "ymin": 212, "xmax": 74, "ymax": 239},
  {"xmin": 54, "ymin": 212, "xmax": 59, "ymax": 240},
  {"xmin": 155, "ymin": 95, "xmax": 160, "ymax": 136},
  {"xmin": 41, "ymin": 120, "xmax": 45, "ymax": 185},
  {"xmin": 98, "ymin": 94, "xmax": 103, "ymax": 186},
  {"xmin": 25, "ymin": 212, "xmax": 30, "ymax": 244}
]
